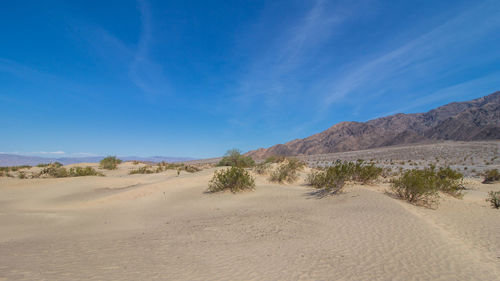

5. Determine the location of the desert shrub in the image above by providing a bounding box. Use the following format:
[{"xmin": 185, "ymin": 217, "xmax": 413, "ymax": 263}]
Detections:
[
  {"xmin": 391, "ymin": 169, "xmax": 439, "ymax": 207},
  {"xmin": 129, "ymin": 165, "xmax": 156, "ymax": 174},
  {"xmin": 482, "ymin": 169, "xmax": 500, "ymax": 184},
  {"xmin": 18, "ymin": 171, "xmax": 27, "ymax": 179},
  {"xmin": 352, "ymin": 162, "xmax": 383, "ymax": 184},
  {"xmin": 253, "ymin": 162, "xmax": 271, "ymax": 175},
  {"xmin": 486, "ymin": 191, "xmax": 500, "ymax": 209},
  {"xmin": 37, "ymin": 163, "xmax": 51, "ymax": 167},
  {"xmin": 217, "ymin": 149, "xmax": 255, "ymax": 168},
  {"xmin": 435, "ymin": 167, "xmax": 464, "ymax": 198},
  {"xmin": 306, "ymin": 167, "xmax": 348, "ymax": 195},
  {"xmin": 208, "ymin": 167, "xmax": 255, "ymax": 193},
  {"xmin": 129, "ymin": 163, "xmax": 200, "ymax": 175},
  {"xmin": 184, "ymin": 165, "xmax": 201, "ymax": 173},
  {"xmin": 269, "ymin": 158, "xmax": 305, "ymax": 183},
  {"xmin": 100, "ymin": 156, "xmax": 122, "ymax": 170},
  {"xmin": 0, "ymin": 165, "xmax": 32, "ymax": 172},
  {"xmin": 40, "ymin": 165, "xmax": 69, "ymax": 178},
  {"xmin": 264, "ymin": 155, "xmax": 286, "ymax": 164},
  {"xmin": 68, "ymin": 166, "xmax": 104, "ymax": 177}
]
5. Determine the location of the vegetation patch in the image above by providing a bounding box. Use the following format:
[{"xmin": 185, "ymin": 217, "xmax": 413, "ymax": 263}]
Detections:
[
  {"xmin": 486, "ymin": 191, "xmax": 500, "ymax": 209},
  {"xmin": 129, "ymin": 162, "xmax": 201, "ymax": 175},
  {"xmin": 208, "ymin": 166, "xmax": 255, "ymax": 193},
  {"xmin": 391, "ymin": 166, "xmax": 465, "ymax": 207},
  {"xmin": 100, "ymin": 156, "xmax": 122, "ymax": 170},
  {"xmin": 68, "ymin": 166, "xmax": 104, "ymax": 177},
  {"xmin": 253, "ymin": 162, "xmax": 271, "ymax": 175},
  {"xmin": 306, "ymin": 160, "xmax": 383, "ymax": 196},
  {"xmin": 217, "ymin": 149, "xmax": 255, "ymax": 168},
  {"xmin": 269, "ymin": 158, "xmax": 305, "ymax": 184},
  {"xmin": 482, "ymin": 169, "xmax": 500, "ymax": 184}
]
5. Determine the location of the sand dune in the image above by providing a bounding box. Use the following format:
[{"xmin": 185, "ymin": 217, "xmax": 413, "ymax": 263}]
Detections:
[{"xmin": 1, "ymin": 164, "xmax": 499, "ymax": 280}]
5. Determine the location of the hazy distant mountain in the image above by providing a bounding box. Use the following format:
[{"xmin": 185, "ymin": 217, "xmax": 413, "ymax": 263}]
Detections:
[
  {"xmin": 0, "ymin": 154, "xmax": 195, "ymax": 167},
  {"xmin": 247, "ymin": 91, "xmax": 500, "ymax": 159}
]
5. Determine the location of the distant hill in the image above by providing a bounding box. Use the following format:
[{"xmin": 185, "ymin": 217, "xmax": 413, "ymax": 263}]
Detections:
[
  {"xmin": 0, "ymin": 154, "xmax": 195, "ymax": 167},
  {"xmin": 247, "ymin": 91, "xmax": 500, "ymax": 159}
]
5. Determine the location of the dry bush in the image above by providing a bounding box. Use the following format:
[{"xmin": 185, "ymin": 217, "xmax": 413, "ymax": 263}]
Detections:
[
  {"xmin": 253, "ymin": 162, "xmax": 271, "ymax": 175},
  {"xmin": 129, "ymin": 165, "xmax": 156, "ymax": 174},
  {"xmin": 486, "ymin": 191, "xmax": 500, "ymax": 209},
  {"xmin": 391, "ymin": 169, "xmax": 440, "ymax": 208},
  {"xmin": 68, "ymin": 167, "xmax": 104, "ymax": 177},
  {"xmin": 100, "ymin": 156, "xmax": 122, "ymax": 170},
  {"xmin": 217, "ymin": 149, "xmax": 255, "ymax": 168},
  {"xmin": 482, "ymin": 169, "xmax": 500, "ymax": 184},
  {"xmin": 208, "ymin": 167, "xmax": 255, "ymax": 193},
  {"xmin": 268, "ymin": 158, "xmax": 305, "ymax": 184}
]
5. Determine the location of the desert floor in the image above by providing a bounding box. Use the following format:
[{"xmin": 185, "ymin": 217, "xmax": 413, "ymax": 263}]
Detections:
[{"xmin": 1, "ymin": 162, "xmax": 500, "ymax": 280}]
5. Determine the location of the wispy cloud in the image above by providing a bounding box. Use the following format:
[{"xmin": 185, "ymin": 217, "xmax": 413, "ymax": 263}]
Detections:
[
  {"xmin": 72, "ymin": 0, "xmax": 171, "ymax": 98},
  {"xmin": 319, "ymin": 0, "xmax": 500, "ymax": 109},
  {"xmin": 234, "ymin": 0, "xmax": 348, "ymax": 108}
]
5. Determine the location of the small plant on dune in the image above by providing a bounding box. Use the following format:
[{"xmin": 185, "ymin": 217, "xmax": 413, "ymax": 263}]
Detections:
[
  {"xmin": 482, "ymin": 169, "xmax": 500, "ymax": 184},
  {"xmin": 68, "ymin": 166, "xmax": 104, "ymax": 177},
  {"xmin": 184, "ymin": 165, "xmax": 201, "ymax": 173},
  {"xmin": 306, "ymin": 167, "xmax": 348, "ymax": 195},
  {"xmin": 129, "ymin": 165, "xmax": 156, "ymax": 174},
  {"xmin": 217, "ymin": 149, "xmax": 255, "ymax": 168},
  {"xmin": 435, "ymin": 166, "xmax": 465, "ymax": 198},
  {"xmin": 18, "ymin": 171, "xmax": 27, "ymax": 179},
  {"xmin": 99, "ymin": 156, "xmax": 122, "ymax": 170},
  {"xmin": 37, "ymin": 163, "xmax": 51, "ymax": 168},
  {"xmin": 391, "ymin": 169, "xmax": 439, "ymax": 208},
  {"xmin": 208, "ymin": 166, "xmax": 255, "ymax": 193},
  {"xmin": 269, "ymin": 158, "xmax": 305, "ymax": 184},
  {"xmin": 264, "ymin": 155, "xmax": 286, "ymax": 164},
  {"xmin": 253, "ymin": 162, "xmax": 271, "ymax": 175},
  {"xmin": 486, "ymin": 191, "xmax": 500, "ymax": 209},
  {"xmin": 40, "ymin": 164, "xmax": 69, "ymax": 178},
  {"xmin": 351, "ymin": 161, "xmax": 383, "ymax": 184}
]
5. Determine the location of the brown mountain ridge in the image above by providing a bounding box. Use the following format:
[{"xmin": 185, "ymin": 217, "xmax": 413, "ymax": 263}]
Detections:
[{"xmin": 247, "ymin": 91, "xmax": 500, "ymax": 159}]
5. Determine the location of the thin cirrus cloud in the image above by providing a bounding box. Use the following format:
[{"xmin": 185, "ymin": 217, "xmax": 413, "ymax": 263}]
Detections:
[
  {"xmin": 318, "ymin": 0, "xmax": 500, "ymax": 111},
  {"xmin": 72, "ymin": 0, "xmax": 171, "ymax": 98},
  {"xmin": 233, "ymin": 0, "xmax": 348, "ymax": 108}
]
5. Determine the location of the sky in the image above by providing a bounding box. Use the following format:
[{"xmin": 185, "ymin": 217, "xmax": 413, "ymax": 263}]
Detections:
[{"xmin": 1, "ymin": 0, "xmax": 499, "ymax": 158}]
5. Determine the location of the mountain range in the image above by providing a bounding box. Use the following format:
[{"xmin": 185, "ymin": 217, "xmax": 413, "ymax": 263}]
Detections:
[
  {"xmin": 247, "ymin": 91, "xmax": 500, "ymax": 159},
  {"xmin": 0, "ymin": 154, "xmax": 195, "ymax": 167}
]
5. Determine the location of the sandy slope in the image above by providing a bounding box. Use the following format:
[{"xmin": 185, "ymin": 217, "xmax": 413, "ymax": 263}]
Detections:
[{"xmin": 0, "ymin": 164, "xmax": 499, "ymax": 280}]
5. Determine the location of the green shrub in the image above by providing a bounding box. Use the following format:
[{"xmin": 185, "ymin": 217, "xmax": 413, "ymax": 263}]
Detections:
[
  {"xmin": 217, "ymin": 149, "xmax": 255, "ymax": 168},
  {"xmin": 269, "ymin": 158, "xmax": 304, "ymax": 183},
  {"xmin": 18, "ymin": 171, "xmax": 27, "ymax": 179},
  {"xmin": 253, "ymin": 163, "xmax": 271, "ymax": 175},
  {"xmin": 100, "ymin": 156, "xmax": 122, "ymax": 170},
  {"xmin": 482, "ymin": 169, "xmax": 500, "ymax": 184},
  {"xmin": 306, "ymin": 167, "xmax": 348, "ymax": 195},
  {"xmin": 184, "ymin": 165, "xmax": 201, "ymax": 173},
  {"xmin": 435, "ymin": 167, "xmax": 464, "ymax": 198},
  {"xmin": 37, "ymin": 163, "xmax": 51, "ymax": 168},
  {"xmin": 129, "ymin": 165, "xmax": 156, "ymax": 174},
  {"xmin": 129, "ymin": 163, "xmax": 201, "ymax": 175},
  {"xmin": 264, "ymin": 155, "xmax": 286, "ymax": 164},
  {"xmin": 352, "ymin": 161, "xmax": 383, "ymax": 184},
  {"xmin": 40, "ymin": 165, "xmax": 69, "ymax": 178},
  {"xmin": 486, "ymin": 191, "xmax": 500, "ymax": 209},
  {"xmin": 208, "ymin": 167, "xmax": 255, "ymax": 193},
  {"xmin": 391, "ymin": 169, "xmax": 439, "ymax": 207},
  {"xmin": 68, "ymin": 166, "xmax": 104, "ymax": 177},
  {"xmin": 0, "ymin": 165, "xmax": 32, "ymax": 172}
]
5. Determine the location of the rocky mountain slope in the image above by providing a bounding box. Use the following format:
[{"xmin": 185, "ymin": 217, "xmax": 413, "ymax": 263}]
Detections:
[{"xmin": 247, "ymin": 91, "xmax": 500, "ymax": 158}]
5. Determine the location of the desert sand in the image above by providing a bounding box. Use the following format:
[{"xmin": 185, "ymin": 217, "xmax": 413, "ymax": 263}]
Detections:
[{"xmin": 1, "ymin": 161, "xmax": 500, "ymax": 280}]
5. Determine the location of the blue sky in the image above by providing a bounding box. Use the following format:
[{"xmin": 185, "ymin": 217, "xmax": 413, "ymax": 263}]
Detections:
[{"xmin": 1, "ymin": 0, "xmax": 499, "ymax": 158}]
